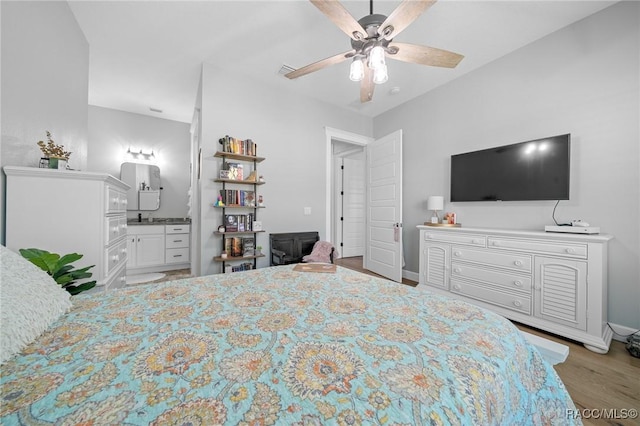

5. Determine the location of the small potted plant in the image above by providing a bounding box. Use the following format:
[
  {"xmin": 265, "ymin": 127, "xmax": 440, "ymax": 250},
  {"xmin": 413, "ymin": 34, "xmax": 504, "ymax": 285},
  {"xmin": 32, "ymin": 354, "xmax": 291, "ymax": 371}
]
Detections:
[
  {"xmin": 19, "ymin": 248, "xmax": 96, "ymax": 295},
  {"xmin": 255, "ymin": 246, "xmax": 263, "ymax": 256},
  {"xmin": 37, "ymin": 131, "xmax": 71, "ymax": 169}
]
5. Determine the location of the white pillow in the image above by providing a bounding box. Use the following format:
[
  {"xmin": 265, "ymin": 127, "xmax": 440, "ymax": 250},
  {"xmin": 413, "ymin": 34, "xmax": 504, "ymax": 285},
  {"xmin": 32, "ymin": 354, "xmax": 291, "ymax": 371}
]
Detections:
[{"xmin": 0, "ymin": 245, "xmax": 72, "ymax": 364}]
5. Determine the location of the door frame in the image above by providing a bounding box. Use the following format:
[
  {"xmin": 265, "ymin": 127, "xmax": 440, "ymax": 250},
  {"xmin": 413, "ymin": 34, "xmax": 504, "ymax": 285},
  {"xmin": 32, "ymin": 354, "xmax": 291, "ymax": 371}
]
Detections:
[{"xmin": 324, "ymin": 127, "xmax": 373, "ymax": 249}]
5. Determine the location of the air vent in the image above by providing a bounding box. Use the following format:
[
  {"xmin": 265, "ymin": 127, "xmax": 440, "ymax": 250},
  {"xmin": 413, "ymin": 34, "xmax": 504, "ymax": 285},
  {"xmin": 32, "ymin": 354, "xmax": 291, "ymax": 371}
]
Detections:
[{"xmin": 278, "ymin": 64, "xmax": 296, "ymax": 76}]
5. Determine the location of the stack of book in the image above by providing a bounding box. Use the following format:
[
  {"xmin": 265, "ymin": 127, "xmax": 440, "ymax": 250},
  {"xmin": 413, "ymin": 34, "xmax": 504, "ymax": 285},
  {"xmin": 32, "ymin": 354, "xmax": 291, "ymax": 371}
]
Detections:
[
  {"xmin": 224, "ymin": 214, "xmax": 255, "ymax": 232},
  {"xmin": 224, "ymin": 236, "xmax": 256, "ymax": 257},
  {"xmin": 218, "ymin": 135, "xmax": 257, "ymax": 156},
  {"xmin": 219, "ymin": 190, "xmax": 255, "ymax": 206}
]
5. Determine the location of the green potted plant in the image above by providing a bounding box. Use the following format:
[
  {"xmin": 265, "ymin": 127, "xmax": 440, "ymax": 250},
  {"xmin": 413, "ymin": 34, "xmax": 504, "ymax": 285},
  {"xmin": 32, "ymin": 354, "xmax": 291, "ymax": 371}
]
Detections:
[
  {"xmin": 255, "ymin": 246, "xmax": 263, "ymax": 256},
  {"xmin": 19, "ymin": 248, "xmax": 96, "ymax": 295}
]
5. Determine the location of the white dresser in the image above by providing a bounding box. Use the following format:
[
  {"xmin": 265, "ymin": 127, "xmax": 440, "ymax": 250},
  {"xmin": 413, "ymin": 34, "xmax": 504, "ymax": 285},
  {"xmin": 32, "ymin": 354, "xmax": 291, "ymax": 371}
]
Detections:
[
  {"xmin": 4, "ymin": 166, "xmax": 130, "ymax": 291},
  {"xmin": 417, "ymin": 225, "xmax": 614, "ymax": 353}
]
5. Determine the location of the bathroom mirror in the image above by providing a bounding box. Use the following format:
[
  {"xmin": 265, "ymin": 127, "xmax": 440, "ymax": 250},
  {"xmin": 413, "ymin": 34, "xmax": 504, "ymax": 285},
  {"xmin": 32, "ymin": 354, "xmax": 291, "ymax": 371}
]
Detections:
[{"xmin": 120, "ymin": 162, "xmax": 161, "ymax": 211}]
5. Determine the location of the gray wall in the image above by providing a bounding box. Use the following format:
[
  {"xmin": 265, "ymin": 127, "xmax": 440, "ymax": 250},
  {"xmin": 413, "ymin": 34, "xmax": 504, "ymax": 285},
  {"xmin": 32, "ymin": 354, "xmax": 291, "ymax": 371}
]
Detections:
[
  {"xmin": 87, "ymin": 106, "xmax": 191, "ymax": 220},
  {"xmin": 374, "ymin": 2, "xmax": 639, "ymax": 329},
  {"xmin": 1, "ymin": 1, "xmax": 89, "ymax": 244},
  {"xmin": 197, "ymin": 65, "xmax": 373, "ymax": 276}
]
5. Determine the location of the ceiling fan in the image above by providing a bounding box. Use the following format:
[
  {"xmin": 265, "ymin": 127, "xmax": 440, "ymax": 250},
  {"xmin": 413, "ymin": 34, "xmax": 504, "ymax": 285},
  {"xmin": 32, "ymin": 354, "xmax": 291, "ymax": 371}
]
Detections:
[{"xmin": 285, "ymin": 0, "xmax": 464, "ymax": 103}]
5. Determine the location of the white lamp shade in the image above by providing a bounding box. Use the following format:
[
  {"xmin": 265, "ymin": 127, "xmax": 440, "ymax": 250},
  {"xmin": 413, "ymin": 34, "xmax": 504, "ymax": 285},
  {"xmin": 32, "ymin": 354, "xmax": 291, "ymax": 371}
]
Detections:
[{"xmin": 427, "ymin": 196, "xmax": 444, "ymax": 211}]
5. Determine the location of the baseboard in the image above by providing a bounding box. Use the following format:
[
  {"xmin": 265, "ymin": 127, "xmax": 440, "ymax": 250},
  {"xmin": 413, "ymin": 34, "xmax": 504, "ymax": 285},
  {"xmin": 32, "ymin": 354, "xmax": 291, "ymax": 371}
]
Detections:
[
  {"xmin": 403, "ymin": 269, "xmax": 419, "ymax": 283},
  {"xmin": 608, "ymin": 322, "xmax": 639, "ymax": 342}
]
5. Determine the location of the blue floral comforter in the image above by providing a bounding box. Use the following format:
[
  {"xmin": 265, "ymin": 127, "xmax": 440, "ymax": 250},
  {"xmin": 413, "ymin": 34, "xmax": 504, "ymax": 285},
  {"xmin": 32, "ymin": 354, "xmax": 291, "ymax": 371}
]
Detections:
[{"xmin": 1, "ymin": 265, "xmax": 579, "ymax": 425}]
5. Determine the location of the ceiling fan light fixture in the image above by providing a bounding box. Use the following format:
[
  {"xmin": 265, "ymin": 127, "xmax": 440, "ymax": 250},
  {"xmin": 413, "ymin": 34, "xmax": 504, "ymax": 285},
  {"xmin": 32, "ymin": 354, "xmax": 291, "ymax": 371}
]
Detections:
[
  {"xmin": 368, "ymin": 45, "xmax": 386, "ymax": 70},
  {"xmin": 373, "ymin": 64, "xmax": 388, "ymax": 84},
  {"xmin": 349, "ymin": 57, "xmax": 365, "ymax": 82}
]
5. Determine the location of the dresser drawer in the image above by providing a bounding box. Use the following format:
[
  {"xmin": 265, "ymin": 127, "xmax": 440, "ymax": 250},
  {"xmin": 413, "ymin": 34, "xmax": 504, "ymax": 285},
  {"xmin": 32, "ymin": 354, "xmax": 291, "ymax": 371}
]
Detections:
[
  {"xmin": 424, "ymin": 231, "xmax": 486, "ymax": 247},
  {"xmin": 451, "ymin": 247, "xmax": 532, "ymax": 273},
  {"xmin": 451, "ymin": 278, "xmax": 532, "ymax": 315},
  {"xmin": 451, "ymin": 262, "xmax": 532, "ymax": 293},
  {"xmin": 105, "ymin": 216, "xmax": 128, "ymax": 245},
  {"xmin": 105, "ymin": 238, "xmax": 127, "ymax": 277},
  {"xmin": 166, "ymin": 234, "xmax": 189, "ymax": 249},
  {"xmin": 166, "ymin": 247, "xmax": 189, "ymax": 264},
  {"xmin": 166, "ymin": 224, "xmax": 190, "ymax": 234},
  {"xmin": 105, "ymin": 264, "xmax": 127, "ymax": 291},
  {"xmin": 106, "ymin": 186, "xmax": 127, "ymax": 214},
  {"xmin": 487, "ymin": 237, "xmax": 587, "ymax": 259}
]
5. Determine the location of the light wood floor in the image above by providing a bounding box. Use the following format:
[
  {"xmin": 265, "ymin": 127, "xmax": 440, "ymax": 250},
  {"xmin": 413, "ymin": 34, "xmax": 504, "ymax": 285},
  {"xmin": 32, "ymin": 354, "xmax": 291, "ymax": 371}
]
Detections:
[{"xmin": 335, "ymin": 257, "xmax": 640, "ymax": 426}]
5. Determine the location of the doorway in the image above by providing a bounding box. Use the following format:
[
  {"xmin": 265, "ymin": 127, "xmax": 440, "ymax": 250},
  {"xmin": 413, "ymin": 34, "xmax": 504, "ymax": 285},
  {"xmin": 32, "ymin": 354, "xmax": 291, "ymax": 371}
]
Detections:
[{"xmin": 333, "ymin": 144, "xmax": 365, "ymax": 258}]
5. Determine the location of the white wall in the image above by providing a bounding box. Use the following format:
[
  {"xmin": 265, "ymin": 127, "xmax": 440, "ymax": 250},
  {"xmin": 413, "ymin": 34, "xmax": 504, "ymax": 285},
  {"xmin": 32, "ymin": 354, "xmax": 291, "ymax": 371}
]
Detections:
[
  {"xmin": 1, "ymin": 1, "xmax": 89, "ymax": 244},
  {"xmin": 197, "ymin": 65, "xmax": 373, "ymax": 276},
  {"xmin": 374, "ymin": 2, "xmax": 639, "ymax": 329},
  {"xmin": 87, "ymin": 106, "xmax": 191, "ymax": 220}
]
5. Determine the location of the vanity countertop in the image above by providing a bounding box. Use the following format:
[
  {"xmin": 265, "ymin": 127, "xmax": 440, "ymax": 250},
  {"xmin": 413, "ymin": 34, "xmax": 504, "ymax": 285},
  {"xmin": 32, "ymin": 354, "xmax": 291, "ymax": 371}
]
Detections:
[{"xmin": 128, "ymin": 218, "xmax": 191, "ymax": 226}]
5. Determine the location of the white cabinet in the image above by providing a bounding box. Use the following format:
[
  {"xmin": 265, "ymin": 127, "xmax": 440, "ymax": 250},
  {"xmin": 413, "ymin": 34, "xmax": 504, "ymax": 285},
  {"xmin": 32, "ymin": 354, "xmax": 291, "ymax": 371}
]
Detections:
[
  {"xmin": 418, "ymin": 225, "xmax": 613, "ymax": 353},
  {"xmin": 127, "ymin": 224, "xmax": 190, "ymax": 272},
  {"xmin": 165, "ymin": 224, "xmax": 190, "ymax": 264},
  {"xmin": 4, "ymin": 166, "xmax": 129, "ymax": 291},
  {"xmin": 127, "ymin": 225, "xmax": 165, "ymax": 269}
]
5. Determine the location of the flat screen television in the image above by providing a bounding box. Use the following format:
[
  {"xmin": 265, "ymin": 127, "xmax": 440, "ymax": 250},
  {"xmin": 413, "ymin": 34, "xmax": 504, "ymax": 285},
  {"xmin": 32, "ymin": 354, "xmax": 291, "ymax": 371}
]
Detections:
[{"xmin": 450, "ymin": 134, "xmax": 570, "ymax": 202}]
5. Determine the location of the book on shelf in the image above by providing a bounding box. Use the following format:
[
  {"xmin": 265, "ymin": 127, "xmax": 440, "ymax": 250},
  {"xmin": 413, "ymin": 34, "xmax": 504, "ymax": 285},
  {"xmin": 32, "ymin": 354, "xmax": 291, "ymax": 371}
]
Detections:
[
  {"xmin": 227, "ymin": 237, "xmax": 242, "ymax": 257},
  {"xmin": 223, "ymin": 214, "xmax": 254, "ymax": 232},
  {"xmin": 231, "ymin": 262, "xmax": 254, "ymax": 272},
  {"xmin": 219, "ymin": 190, "xmax": 256, "ymax": 206},
  {"xmin": 218, "ymin": 135, "xmax": 257, "ymax": 157},
  {"xmin": 242, "ymin": 237, "xmax": 255, "ymax": 257},
  {"xmin": 224, "ymin": 215, "xmax": 238, "ymax": 232},
  {"xmin": 223, "ymin": 237, "xmax": 257, "ymax": 258}
]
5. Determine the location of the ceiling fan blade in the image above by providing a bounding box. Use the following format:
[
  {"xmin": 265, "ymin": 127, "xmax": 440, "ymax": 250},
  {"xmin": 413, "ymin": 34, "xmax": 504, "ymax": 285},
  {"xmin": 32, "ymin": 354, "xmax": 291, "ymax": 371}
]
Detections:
[
  {"xmin": 360, "ymin": 64, "xmax": 374, "ymax": 103},
  {"xmin": 285, "ymin": 50, "xmax": 355, "ymax": 80},
  {"xmin": 378, "ymin": 0, "xmax": 437, "ymax": 40},
  {"xmin": 310, "ymin": 0, "xmax": 366, "ymax": 40},
  {"xmin": 388, "ymin": 42, "xmax": 464, "ymax": 68}
]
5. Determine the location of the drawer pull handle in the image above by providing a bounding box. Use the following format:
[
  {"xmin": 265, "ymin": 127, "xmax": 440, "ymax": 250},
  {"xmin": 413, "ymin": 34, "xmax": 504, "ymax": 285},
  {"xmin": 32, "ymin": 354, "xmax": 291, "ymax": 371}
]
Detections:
[
  {"xmin": 453, "ymin": 284, "xmax": 461, "ymax": 291},
  {"xmin": 513, "ymin": 300, "xmax": 522, "ymax": 308},
  {"xmin": 112, "ymin": 255, "xmax": 119, "ymax": 263},
  {"xmin": 173, "ymin": 254, "xmax": 182, "ymax": 258},
  {"xmin": 514, "ymin": 260, "xmax": 523, "ymax": 267},
  {"xmin": 173, "ymin": 240, "xmax": 182, "ymax": 243},
  {"xmin": 453, "ymin": 251, "xmax": 462, "ymax": 257},
  {"xmin": 514, "ymin": 280, "xmax": 523, "ymax": 287},
  {"xmin": 427, "ymin": 234, "xmax": 434, "ymax": 239},
  {"xmin": 566, "ymin": 248, "xmax": 575, "ymax": 254},
  {"xmin": 453, "ymin": 268, "xmax": 461, "ymax": 274}
]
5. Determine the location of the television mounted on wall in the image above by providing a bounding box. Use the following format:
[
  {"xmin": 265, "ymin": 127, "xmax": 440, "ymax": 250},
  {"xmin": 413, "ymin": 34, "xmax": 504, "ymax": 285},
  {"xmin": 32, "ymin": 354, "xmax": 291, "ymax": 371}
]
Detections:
[{"xmin": 450, "ymin": 134, "xmax": 570, "ymax": 202}]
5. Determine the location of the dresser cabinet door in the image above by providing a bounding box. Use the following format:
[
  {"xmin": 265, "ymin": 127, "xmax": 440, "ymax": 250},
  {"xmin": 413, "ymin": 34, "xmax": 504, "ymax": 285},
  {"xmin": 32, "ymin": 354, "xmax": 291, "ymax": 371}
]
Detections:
[
  {"xmin": 424, "ymin": 243, "xmax": 450, "ymax": 289},
  {"xmin": 534, "ymin": 256, "xmax": 587, "ymax": 331}
]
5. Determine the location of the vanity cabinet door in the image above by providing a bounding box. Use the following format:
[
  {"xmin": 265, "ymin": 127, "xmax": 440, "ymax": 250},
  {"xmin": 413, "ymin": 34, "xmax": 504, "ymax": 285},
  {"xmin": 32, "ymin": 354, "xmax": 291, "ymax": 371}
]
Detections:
[{"xmin": 135, "ymin": 234, "xmax": 166, "ymax": 267}]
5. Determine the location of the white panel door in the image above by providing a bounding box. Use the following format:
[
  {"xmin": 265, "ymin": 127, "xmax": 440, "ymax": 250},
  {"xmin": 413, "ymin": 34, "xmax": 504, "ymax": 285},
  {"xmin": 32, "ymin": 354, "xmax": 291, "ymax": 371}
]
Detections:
[
  {"xmin": 365, "ymin": 130, "xmax": 403, "ymax": 282},
  {"xmin": 342, "ymin": 155, "xmax": 365, "ymax": 257}
]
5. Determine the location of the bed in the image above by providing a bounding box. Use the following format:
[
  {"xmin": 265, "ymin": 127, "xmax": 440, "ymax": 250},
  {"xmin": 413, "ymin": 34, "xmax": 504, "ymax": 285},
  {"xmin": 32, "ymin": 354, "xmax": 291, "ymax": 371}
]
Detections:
[{"xmin": 0, "ymin": 246, "xmax": 579, "ymax": 425}]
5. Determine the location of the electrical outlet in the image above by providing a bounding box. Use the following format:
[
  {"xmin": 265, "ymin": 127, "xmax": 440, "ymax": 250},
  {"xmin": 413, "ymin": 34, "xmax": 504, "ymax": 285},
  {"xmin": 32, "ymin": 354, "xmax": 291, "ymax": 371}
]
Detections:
[{"xmin": 304, "ymin": 207, "xmax": 311, "ymax": 215}]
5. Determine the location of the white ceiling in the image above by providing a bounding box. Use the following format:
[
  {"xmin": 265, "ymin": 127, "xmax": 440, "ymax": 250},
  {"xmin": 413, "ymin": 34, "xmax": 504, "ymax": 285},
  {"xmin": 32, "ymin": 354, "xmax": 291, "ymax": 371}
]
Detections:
[{"xmin": 68, "ymin": 0, "xmax": 616, "ymax": 123}]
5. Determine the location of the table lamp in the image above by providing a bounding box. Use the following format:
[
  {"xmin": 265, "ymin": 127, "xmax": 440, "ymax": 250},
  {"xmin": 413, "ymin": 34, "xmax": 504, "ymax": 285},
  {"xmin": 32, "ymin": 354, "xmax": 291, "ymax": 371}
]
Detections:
[{"xmin": 427, "ymin": 196, "xmax": 444, "ymax": 224}]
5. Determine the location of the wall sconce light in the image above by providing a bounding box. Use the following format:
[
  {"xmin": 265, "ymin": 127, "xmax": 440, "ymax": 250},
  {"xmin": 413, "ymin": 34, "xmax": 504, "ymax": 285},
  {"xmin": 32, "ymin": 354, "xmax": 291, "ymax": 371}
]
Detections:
[
  {"xmin": 427, "ymin": 196, "xmax": 444, "ymax": 224},
  {"xmin": 127, "ymin": 147, "xmax": 156, "ymax": 161}
]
